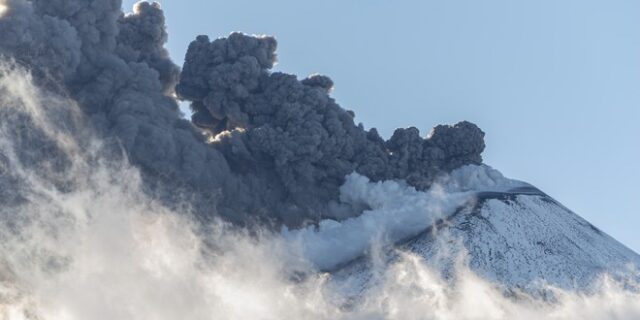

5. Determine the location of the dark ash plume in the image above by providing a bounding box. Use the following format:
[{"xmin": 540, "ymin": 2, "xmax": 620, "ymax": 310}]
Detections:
[
  {"xmin": 176, "ymin": 33, "xmax": 486, "ymax": 212},
  {"xmin": 0, "ymin": 0, "xmax": 485, "ymax": 227},
  {"xmin": 117, "ymin": 1, "xmax": 180, "ymax": 93}
]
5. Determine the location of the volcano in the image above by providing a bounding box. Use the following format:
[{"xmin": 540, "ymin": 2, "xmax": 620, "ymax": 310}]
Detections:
[
  {"xmin": 329, "ymin": 168, "xmax": 640, "ymax": 298},
  {"xmin": 0, "ymin": 1, "xmax": 639, "ymax": 318}
]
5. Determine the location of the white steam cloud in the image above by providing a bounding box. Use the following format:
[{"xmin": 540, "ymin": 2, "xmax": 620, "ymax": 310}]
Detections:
[
  {"xmin": 0, "ymin": 64, "xmax": 639, "ymax": 320},
  {"xmin": 281, "ymin": 166, "xmax": 524, "ymax": 270}
]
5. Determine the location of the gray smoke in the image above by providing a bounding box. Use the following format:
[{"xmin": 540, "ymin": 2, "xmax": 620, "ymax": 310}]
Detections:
[
  {"xmin": 0, "ymin": 0, "xmax": 485, "ymax": 228},
  {"xmin": 176, "ymin": 33, "xmax": 485, "ymax": 218}
]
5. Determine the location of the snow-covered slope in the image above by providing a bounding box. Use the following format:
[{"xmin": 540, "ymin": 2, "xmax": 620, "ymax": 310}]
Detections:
[
  {"xmin": 409, "ymin": 193, "xmax": 640, "ymax": 289},
  {"xmin": 332, "ymin": 191, "xmax": 640, "ymax": 297},
  {"xmin": 284, "ymin": 165, "xmax": 640, "ymax": 297}
]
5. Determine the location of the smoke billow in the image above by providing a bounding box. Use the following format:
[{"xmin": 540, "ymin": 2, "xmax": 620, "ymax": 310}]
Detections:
[
  {"xmin": 0, "ymin": 1, "xmax": 639, "ymax": 319},
  {"xmin": 0, "ymin": 0, "xmax": 485, "ymax": 227},
  {"xmin": 176, "ymin": 33, "xmax": 485, "ymax": 225}
]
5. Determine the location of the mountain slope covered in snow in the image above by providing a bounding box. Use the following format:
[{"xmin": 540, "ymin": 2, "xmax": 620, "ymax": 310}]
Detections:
[{"xmin": 314, "ymin": 166, "xmax": 640, "ymax": 297}]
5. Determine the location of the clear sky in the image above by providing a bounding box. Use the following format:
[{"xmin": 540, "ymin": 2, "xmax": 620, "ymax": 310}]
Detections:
[{"xmin": 124, "ymin": 0, "xmax": 640, "ymax": 252}]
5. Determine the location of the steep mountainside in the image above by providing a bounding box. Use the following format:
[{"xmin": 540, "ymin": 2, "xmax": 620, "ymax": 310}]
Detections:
[{"xmin": 330, "ymin": 181, "xmax": 640, "ymax": 298}]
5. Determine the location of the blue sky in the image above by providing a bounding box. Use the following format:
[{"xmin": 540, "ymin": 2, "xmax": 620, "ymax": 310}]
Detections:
[{"xmin": 124, "ymin": 0, "xmax": 640, "ymax": 252}]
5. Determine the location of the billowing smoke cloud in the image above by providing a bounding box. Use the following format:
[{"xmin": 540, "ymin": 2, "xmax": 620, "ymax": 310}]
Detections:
[
  {"xmin": 117, "ymin": 1, "xmax": 180, "ymax": 94},
  {"xmin": 0, "ymin": 0, "xmax": 484, "ymax": 227},
  {"xmin": 176, "ymin": 33, "xmax": 486, "ymax": 222}
]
